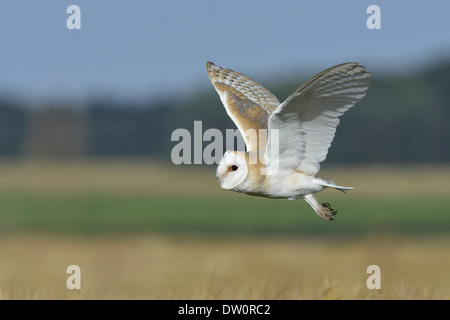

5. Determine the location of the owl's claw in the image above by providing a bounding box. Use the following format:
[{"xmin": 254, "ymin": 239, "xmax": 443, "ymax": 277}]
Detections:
[
  {"xmin": 322, "ymin": 202, "xmax": 336, "ymax": 212},
  {"xmin": 319, "ymin": 202, "xmax": 337, "ymax": 221}
]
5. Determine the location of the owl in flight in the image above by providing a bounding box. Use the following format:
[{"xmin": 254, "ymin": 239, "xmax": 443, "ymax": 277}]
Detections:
[{"xmin": 206, "ymin": 62, "xmax": 370, "ymax": 220}]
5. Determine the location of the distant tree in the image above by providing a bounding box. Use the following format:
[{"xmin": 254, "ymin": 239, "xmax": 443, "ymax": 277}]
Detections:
[
  {"xmin": 2, "ymin": 60, "xmax": 450, "ymax": 164},
  {"xmin": 25, "ymin": 107, "xmax": 87, "ymax": 157},
  {"xmin": 87, "ymin": 100, "xmax": 171, "ymax": 156},
  {"xmin": 0, "ymin": 99, "xmax": 27, "ymax": 156}
]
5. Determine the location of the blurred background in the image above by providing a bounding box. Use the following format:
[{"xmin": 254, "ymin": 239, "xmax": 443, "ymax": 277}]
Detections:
[{"xmin": 0, "ymin": 1, "xmax": 449, "ymax": 299}]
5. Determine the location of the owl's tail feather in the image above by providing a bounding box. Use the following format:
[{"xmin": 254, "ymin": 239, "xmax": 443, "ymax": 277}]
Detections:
[{"xmin": 317, "ymin": 177, "xmax": 353, "ymax": 193}]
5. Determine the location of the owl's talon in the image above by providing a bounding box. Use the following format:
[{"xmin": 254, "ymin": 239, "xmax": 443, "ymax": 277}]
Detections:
[{"xmin": 319, "ymin": 202, "xmax": 337, "ymax": 221}]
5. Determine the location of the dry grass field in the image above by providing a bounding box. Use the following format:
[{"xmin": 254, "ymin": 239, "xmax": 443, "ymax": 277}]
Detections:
[
  {"xmin": 0, "ymin": 159, "xmax": 447, "ymax": 198},
  {"xmin": 0, "ymin": 159, "xmax": 449, "ymax": 299},
  {"xmin": 0, "ymin": 234, "xmax": 449, "ymax": 299}
]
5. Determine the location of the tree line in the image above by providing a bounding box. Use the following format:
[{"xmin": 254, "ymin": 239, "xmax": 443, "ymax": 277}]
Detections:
[{"xmin": 0, "ymin": 61, "xmax": 449, "ymax": 164}]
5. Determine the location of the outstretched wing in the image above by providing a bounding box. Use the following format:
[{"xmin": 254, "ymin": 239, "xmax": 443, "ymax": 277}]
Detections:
[
  {"xmin": 206, "ymin": 62, "xmax": 280, "ymax": 152},
  {"xmin": 265, "ymin": 63, "xmax": 371, "ymax": 175}
]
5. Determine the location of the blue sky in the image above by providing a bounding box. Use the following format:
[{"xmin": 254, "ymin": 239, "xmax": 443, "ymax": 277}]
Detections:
[{"xmin": 0, "ymin": 1, "xmax": 449, "ymax": 102}]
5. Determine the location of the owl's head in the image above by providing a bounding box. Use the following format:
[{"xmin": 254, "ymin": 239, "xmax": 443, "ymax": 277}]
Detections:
[{"xmin": 216, "ymin": 151, "xmax": 248, "ymax": 190}]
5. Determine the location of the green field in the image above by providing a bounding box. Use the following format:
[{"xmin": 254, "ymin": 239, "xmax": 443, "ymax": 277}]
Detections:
[
  {"xmin": 1, "ymin": 193, "xmax": 449, "ymax": 236},
  {"xmin": 0, "ymin": 160, "xmax": 449, "ymax": 299},
  {"xmin": 0, "ymin": 160, "xmax": 448, "ymax": 236}
]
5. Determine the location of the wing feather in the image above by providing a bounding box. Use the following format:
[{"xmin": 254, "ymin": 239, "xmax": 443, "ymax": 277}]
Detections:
[
  {"xmin": 206, "ymin": 62, "xmax": 280, "ymax": 152},
  {"xmin": 265, "ymin": 63, "xmax": 371, "ymax": 175}
]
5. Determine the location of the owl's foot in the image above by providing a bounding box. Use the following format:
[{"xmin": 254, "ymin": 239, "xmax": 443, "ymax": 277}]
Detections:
[
  {"xmin": 303, "ymin": 194, "xmax": 338, "ymax": 222},
  {"xmin": 318, "ymin": 202, "xmax": 337, "ymax": 221}
]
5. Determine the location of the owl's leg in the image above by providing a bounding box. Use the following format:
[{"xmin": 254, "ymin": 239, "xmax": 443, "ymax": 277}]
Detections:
[{"xmin": 303, "ymin": 194, "xmax": 337, "ymax": 221}]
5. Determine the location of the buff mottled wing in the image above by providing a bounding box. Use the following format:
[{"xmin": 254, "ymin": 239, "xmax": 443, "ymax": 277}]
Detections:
[{"xmin": 206, "ymin": 62, "xmax": 280, "ymax": 152}]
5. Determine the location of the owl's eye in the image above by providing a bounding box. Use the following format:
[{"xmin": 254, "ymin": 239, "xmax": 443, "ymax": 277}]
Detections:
[{"xmin": 231, "ymin": 165, "xmax": 238, "ymax": 171}]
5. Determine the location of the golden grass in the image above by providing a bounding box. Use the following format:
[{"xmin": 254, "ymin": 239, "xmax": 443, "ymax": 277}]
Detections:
[{"xmin": 0, "ymin": 233, "xmax": 449, "ymax": 299}]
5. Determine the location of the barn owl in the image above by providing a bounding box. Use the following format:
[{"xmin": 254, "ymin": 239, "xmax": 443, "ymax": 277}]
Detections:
[{"xmin": 206, "ymin": 62, "xmax": 370, "ymax": 220}]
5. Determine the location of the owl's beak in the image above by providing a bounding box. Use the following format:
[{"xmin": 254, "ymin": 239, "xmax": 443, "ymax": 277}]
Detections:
[
  {"xmin": 216, "ymin": 163, "xmax": 228, "ymax": 187},
  {"xmin": 217, "ymin": 174, "xmax": 226, "ymax": 187}
]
